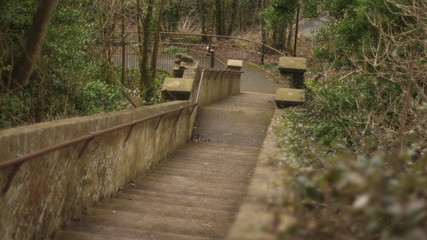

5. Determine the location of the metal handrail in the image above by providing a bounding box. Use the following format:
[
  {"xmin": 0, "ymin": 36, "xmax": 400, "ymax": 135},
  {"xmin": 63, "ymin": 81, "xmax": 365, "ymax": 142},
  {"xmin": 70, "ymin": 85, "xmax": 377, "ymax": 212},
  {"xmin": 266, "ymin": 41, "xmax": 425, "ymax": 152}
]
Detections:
[
  {"xmin": 159, "ymin": 32, "xmax": 287, "ymax": 56},
  {"xmin": 113, "ymin": 32, "xmax": 287, "ymax": 56},
  {"xmin": 214, "ymin": 45, "xmax": 277, "ymax": 61},
  {"xmin": 0, "ymin": 103, "xmax": 197, "ymax": 170}
]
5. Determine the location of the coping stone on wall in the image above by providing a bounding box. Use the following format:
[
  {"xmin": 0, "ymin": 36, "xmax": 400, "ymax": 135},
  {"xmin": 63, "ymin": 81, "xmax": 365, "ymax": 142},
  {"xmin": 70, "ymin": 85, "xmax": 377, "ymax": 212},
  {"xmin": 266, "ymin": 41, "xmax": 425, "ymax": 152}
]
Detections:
[{"xmin": 227, "ymin": 109, "xmax": 295, "ymax": 240}]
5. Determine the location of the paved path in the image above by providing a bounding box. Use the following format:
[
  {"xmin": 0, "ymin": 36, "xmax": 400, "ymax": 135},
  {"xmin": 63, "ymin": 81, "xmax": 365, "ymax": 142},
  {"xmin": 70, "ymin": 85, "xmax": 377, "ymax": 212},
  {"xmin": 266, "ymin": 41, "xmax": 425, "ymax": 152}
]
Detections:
[
  {"xmin": 194, "ymin": 92, "xmax": 275, "ymax": 146},
  {"xmin": 299, "ymin": 17, "xmax": 328, "ymax": 37},
  {"xmin": 241, "ymin": 64, "xmax": 276, "ymax": 94}
]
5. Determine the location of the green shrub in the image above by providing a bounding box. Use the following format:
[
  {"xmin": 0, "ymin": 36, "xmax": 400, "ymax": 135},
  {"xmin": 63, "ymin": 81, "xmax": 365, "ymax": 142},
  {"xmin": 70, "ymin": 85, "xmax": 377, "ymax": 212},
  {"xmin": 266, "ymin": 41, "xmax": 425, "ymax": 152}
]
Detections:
[
  {"xmin": 148, "ymin": 70, "xmax": 168, "ymax": 104},
  {"xmin": 161, "ymin": 46, "xmax": 188, "ymax": 55},
  {"xmin": 276, "ymin": 100, "xmax": 427, "ymax": 239},
  {"xmin": 0, "ymin": 92, "xmax": 32, "ymax": 129},
  {"xmin": 259, "ymin": 62, "xmax": 280, "ymax": 81},
  {"xmin": 188, "ymin": 35, "xmax": 202, "ymax": 44},
  {"xmin": 275, "ymin": 76, "xmax": 427, "ymax": 240},
  {"xmin": 282, "ymin": 151, "xmax": 427, "ymax": 240},
  {"xmin": 76, "ymin": 81, "xmax": 128, "ymax": 114}
]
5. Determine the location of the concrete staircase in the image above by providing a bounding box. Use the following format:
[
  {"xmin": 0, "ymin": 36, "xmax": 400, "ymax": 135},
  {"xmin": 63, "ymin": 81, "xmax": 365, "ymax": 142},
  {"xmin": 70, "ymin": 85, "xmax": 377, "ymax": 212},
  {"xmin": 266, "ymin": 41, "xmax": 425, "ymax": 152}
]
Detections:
[{"xmin": 55, "ymin": 92, "xmax": 275, "ymax": 240}]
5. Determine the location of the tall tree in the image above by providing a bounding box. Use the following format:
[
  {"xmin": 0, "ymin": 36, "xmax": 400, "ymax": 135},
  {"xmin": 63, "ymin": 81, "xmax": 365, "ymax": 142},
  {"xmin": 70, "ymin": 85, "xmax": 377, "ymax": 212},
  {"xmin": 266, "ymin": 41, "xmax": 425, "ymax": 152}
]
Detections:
[
  {"xmin": 97, "ymin": 0, "xmax": 119, "ymax": 84},
  {"xmin": 151, "ymin": 0, "xmax": 166, "ymax": 80},
  {"xmin": 137, "ymin": 0, "xmax": 154, "ymax": 101},
  {"xmin": 10, "ymin": 0, "xmax": 60, "ymax": 93},
  {"xmin": 227, "ymin": 0, "xmax": 239, "ymax": 35},
  {"xmin": 215, "ymin": 0, "xmax": 224, "ymax": 35},
  {"xmin": 120, "ymin": 0, "xmax": 126, "ymax": 85},
  {"xmin": 262, "ymin": 0, "xmax": 299, "ymax": 50},
  {"xmin": 198, "ymin": 0, "xmax": 209, "ymax": 40}
]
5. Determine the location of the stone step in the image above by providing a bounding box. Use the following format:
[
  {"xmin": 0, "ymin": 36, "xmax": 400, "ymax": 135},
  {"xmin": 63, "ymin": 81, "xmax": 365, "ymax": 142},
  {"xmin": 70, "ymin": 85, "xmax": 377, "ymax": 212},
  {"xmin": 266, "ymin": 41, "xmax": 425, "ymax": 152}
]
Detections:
[
  {"xmin": 152, "ymin": 161, "xmax": 254, "ymax": 176},
  {"xmin": 116, "ymin": 189, "xmax": 240, "ymax": 211},
  {"xmin": 152, "ymin": 165, "xmax": 253, "ymax": 181},
  {"xmin": 184, "ymin": 142, "xmax": 260, "ymax": 153},
  {"xmin": 173, "ymin": 150, "xmax": 259, "ymax": 160},
  {"xmin": 143, "ymin": 173, "xmax": 248, "ymax": 191},
  {"xmin": 128, "ymin": 180, "xmax": 246, "ymax": 200},
  {"xmin": 98, "ymin": 198, "xmax": 234, "ymax": 221},
  {"xmin": 150, "ymin": 167, "xmax": 253, "ymax": 184},
  {"xmin": 171, "ymin": 149, "xmax": 259, "ymax": 159},
  {"xmin": 54, "ymin": 230, "xmax": 139, "ymax": 240},
  {"xmin": 212, "ymin": 94, "xmax": 274, "ymax": 102},
  {"xmin": 166, "ymin": 154, "xmax": 256, "ymax": 166},
  {"xmin": 179, "ymin": 142, "xmax": 259, "ymax": 152},
  {"xmin": 166, "ymin": 156, "xmax": 255, "ymax": 168},
  {"xmin": 75, "ymin": 208, "xmax": 228, "ymax": 239},
  {"xmin": 204, "ymin": 100, "xmax": 274, "ymax": 111},
  {"xmin": 59, "ymin": 223, "xmax": 218, "ymax": 240}
]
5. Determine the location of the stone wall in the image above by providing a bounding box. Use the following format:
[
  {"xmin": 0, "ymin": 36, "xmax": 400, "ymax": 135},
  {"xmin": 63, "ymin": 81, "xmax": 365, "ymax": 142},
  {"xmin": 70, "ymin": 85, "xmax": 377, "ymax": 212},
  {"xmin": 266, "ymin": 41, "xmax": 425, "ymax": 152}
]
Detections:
[
  {"xmin": 0, "ymin": 101, "xmax": 196, "ymax": 240},
  {"xmin": 193, "ymin": 68, "xmax": 241, "ymax": 106}
]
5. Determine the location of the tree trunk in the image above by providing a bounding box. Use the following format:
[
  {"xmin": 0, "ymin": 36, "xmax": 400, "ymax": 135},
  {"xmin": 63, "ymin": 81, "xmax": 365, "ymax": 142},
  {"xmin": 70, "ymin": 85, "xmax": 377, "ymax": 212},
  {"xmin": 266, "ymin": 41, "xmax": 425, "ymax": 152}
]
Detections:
[
  {"xmin": 215, "ymin": 0, "xmax": 224, "ymax": 35},
  {"xmin": 261, "ymin": 0, "xmax": 266, "ymax": 46},
  {"xmin": 141, "ymin": 0, "xmax": 154, "ymax": 102},
  {"xmin": 136, "ymin": 0, "xmax": 144, "ymax": 97},
  {"xmin": 227, "ymin": 0, "xmax": 239, "ymax": 35},
  {"xmin": 99, "ymin": 0, "xmax": 117, "ymax": 84},
  {"xmin": 198, "ymin": 0, "xmax": 209, "ymax": 42},
  {"xmin": 222, "ymin": 0, "xmax": 227, "ymax": 35},
  {"xmin": 121, "ymin": 0, "xmax": 126, "ymax": 85},
  {"xmin": 10, "ymin": 0, "xmax": 60, "ymax": 93},
  {"xmin": 151, "ymin": 0, "xmax": 166, "ymax": 80},
  {"xmin": 105, "ymin": 25, "xmax": 115, "ymax": 83}
]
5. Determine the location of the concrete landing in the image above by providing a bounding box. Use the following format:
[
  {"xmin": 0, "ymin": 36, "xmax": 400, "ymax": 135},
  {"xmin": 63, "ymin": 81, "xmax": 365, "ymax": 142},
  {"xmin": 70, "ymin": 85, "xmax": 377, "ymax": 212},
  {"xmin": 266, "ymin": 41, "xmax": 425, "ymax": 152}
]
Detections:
[
  {"xmin": 241, "ymin": 64, "xmax": 277, "ymax": 94},
  {"xmin": 194, "ymin": 92, "xmax": 275, "ymax": 146},
  {"xmin": 55, "ymin": 92, "xmax": 276, "ymax": 240}
]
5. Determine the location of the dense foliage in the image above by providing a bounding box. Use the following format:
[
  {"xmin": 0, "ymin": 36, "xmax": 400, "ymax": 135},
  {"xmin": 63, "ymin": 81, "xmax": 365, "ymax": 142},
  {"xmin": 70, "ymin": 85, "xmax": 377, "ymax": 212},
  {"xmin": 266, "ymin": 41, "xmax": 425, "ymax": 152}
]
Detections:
[
  {"xmin": 0, "ymin": 0, "xmax": 128, "ymax": 128},
  {"xmin": 0, "ymin": 0, "xmax": 171, "ymax": 130},
  {"xmin": 275, "ymin": 0, "xmax": 427, "ymax": 239},
  {"xmin": 262, "ymin": 0, "xmax": 299, "ymax": 50}
]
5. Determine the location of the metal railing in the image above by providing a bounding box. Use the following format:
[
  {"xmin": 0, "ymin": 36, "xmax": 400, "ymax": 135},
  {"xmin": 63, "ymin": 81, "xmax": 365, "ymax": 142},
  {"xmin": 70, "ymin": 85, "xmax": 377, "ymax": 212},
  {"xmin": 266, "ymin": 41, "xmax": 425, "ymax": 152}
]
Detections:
[
  {"xmin": 107, "ymin": 32, "xmax": 286, "ymax": 72},
  {"xmin": 157, "ymin": 42, "xmax": 214, "ymax": 72},
  {"xmin": 159, "ymin": 32, "xmax": 286, "ymax": 57}
]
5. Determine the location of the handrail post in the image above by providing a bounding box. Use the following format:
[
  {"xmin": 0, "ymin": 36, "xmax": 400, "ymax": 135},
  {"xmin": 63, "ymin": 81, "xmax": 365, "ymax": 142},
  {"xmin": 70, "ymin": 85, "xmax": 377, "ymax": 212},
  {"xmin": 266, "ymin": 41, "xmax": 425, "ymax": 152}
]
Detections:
[
  {"xmin": 2, "ymin": 164, "xmax": 21, "ymax": 196},
  {"xmin": 154, "ymin": 114, "xmax": 164, "ymax": 130},
  {"xmin": 78, "ymin": 132, "xmax": 95, "ymax": 159},
  {"xmin": 174, "ymin": 107, "xmax": 184, "ymax": 124},
  {"xmin": 124, "ymin": 122, "xmax": 137, "ymax": 143},
  {"xmin": 210, "ymin": 48, "xmax": 215, "ymax": 68},
  {"xmin": 189, "ymin": 104, "xmax": 197, "ymax": 115}
]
